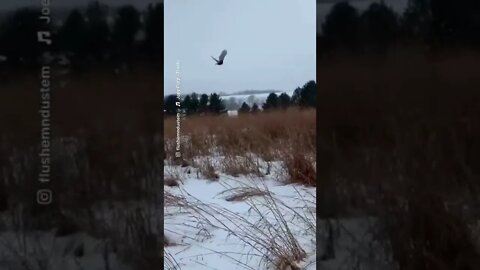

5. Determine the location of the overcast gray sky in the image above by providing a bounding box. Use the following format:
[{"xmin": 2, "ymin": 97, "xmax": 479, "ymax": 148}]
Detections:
[{"xmin": 164, "ymin": 0, "xmax": 316, "ymax": 95}]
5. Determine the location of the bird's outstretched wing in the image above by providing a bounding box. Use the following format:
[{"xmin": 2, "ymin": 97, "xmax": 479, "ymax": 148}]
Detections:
[
  {"xmin": 211, "ymin": 56, "xmax": 219, "ymax": 63},
  {"xmin": 218, "ymin": 50, "xmax": 227, "ymax": 61}
]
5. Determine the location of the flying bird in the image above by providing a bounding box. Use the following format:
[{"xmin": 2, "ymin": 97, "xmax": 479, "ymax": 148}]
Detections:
[{"xmin": 211, "ymin": 49, "xmax": 227, "ymax": 65}]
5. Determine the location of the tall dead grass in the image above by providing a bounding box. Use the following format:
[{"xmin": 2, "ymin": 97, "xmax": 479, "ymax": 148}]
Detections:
[
  {"xmin": 164, "ymin": 108, "xmax": 316, "ymax": 186},
  {"xmin": 0, "ymin": 67, "xmax": 164, "ymax": 269},
  {"xmin": 317, "ymin": 49, "xmax": 480, "ymax": 268}
]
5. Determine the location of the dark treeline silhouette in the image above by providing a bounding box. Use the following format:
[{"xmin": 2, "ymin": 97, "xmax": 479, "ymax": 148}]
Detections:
[
  {"xmin": 0, "ymin": 9, "xmax": 48, "ymax": 69},
  {"xmin": 164, "ymin": 93, "xmax": 227, "ymax": 116},
  {"xmin": 261, "ymin": 81, "xmax": 316, "ymax": 112},
  {"xmin": 0, "ymin": 1, "xmax": 163, "ymax": 72},
  {"xmin": 164, "ymin": 80, "xmax": 316, "ymax": 116},
  {"xmin": 319, "ymin": 0, "xmax": 480, "ymax": 55}
]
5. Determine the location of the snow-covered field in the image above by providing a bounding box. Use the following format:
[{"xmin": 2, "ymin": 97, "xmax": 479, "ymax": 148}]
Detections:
[
  {"xmin": 0, "ymin": 230, "xmax": 130, "ymax": 270},
  {"xmin": 163, "ymin": 155, "xmax": 404, "ymax": 270},
  {"xmin": 164, "ymin": 157, "xmax": 316, "ymax": 270},
  {"xmin": 0, "ymin": 198, "xmax": 163, "ymax": 270}
]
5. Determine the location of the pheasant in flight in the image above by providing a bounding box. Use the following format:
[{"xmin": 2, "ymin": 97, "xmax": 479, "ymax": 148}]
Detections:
[{"xmin": 211, "ymin": 49, "xmax": 227, "ymax": 65}]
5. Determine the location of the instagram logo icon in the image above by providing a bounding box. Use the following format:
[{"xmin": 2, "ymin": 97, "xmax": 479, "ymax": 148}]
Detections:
[{"xmin": 37, "ymin": 189, "xmax": 53, "ymax": 205}]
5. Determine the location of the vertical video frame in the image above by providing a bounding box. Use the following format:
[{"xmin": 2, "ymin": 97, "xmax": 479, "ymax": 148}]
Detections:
[{"xmin": 164, "ymin": 0, "xmax": 317, "ymax": 269}]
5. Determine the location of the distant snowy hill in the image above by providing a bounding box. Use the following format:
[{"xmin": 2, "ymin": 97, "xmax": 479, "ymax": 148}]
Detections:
[
  {"xmin": 165, "ymin": 90, "xmax": 296, "ymax": 110},
  {"xmin": 221, "ymin": 90, "xmax": 296, "ymax": 110}
]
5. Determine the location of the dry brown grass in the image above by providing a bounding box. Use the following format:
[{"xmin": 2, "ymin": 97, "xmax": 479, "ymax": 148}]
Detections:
[
  {"xmin": 284, "ymin": 152, "xmax": 316, "ymax": 186},
  {"xmin": 1, "ymin": 67, "xmax": 162, "ymax": 138},
  {"xmin": 0, "ymin": 67, "xmax": 164, "ymax": 269},
  {"xmin": 165, "ymin": 108, "xmax": 316, "ymax": 186},
  {"xmin": 317, "ymin": 49, "xmax": 480, "ymax": 268},
  {"xmin": 164, "ymin": 109, "xmax": 316, "ymax": 268},
  {"xmin": 165, "ymin": 109, "xmax": 315, "ymax": 151},
  {"xmin": 178, "ymin": 187, "xmax": 310, "ymax": 270},
  {"xmin": 385, "ymin": 193, "xmax": 480, "ymax": 270},
  {"xmin": 1, "ymin": 67, "xmax": 163, "ymax": 200},
  {"xmin": 197, "ymin": 157, "xmax": 220, "ymax": 181}
]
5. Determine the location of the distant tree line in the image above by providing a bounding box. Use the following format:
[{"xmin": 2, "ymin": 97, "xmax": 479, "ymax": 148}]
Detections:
[
  {"xmin": 164, "ymin": 93, "xmax": 227, "ymax": 116},
  {"xmin": 0, "ymin": 1, "xmax": 163, "ymax": 71},
  {"xmin": 319, "ymin": 0, "xmax": 480, "ymax": 54},
  {"xmin": 164, "ymin": 80, "xmax": 316, "ymax": 116}
]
